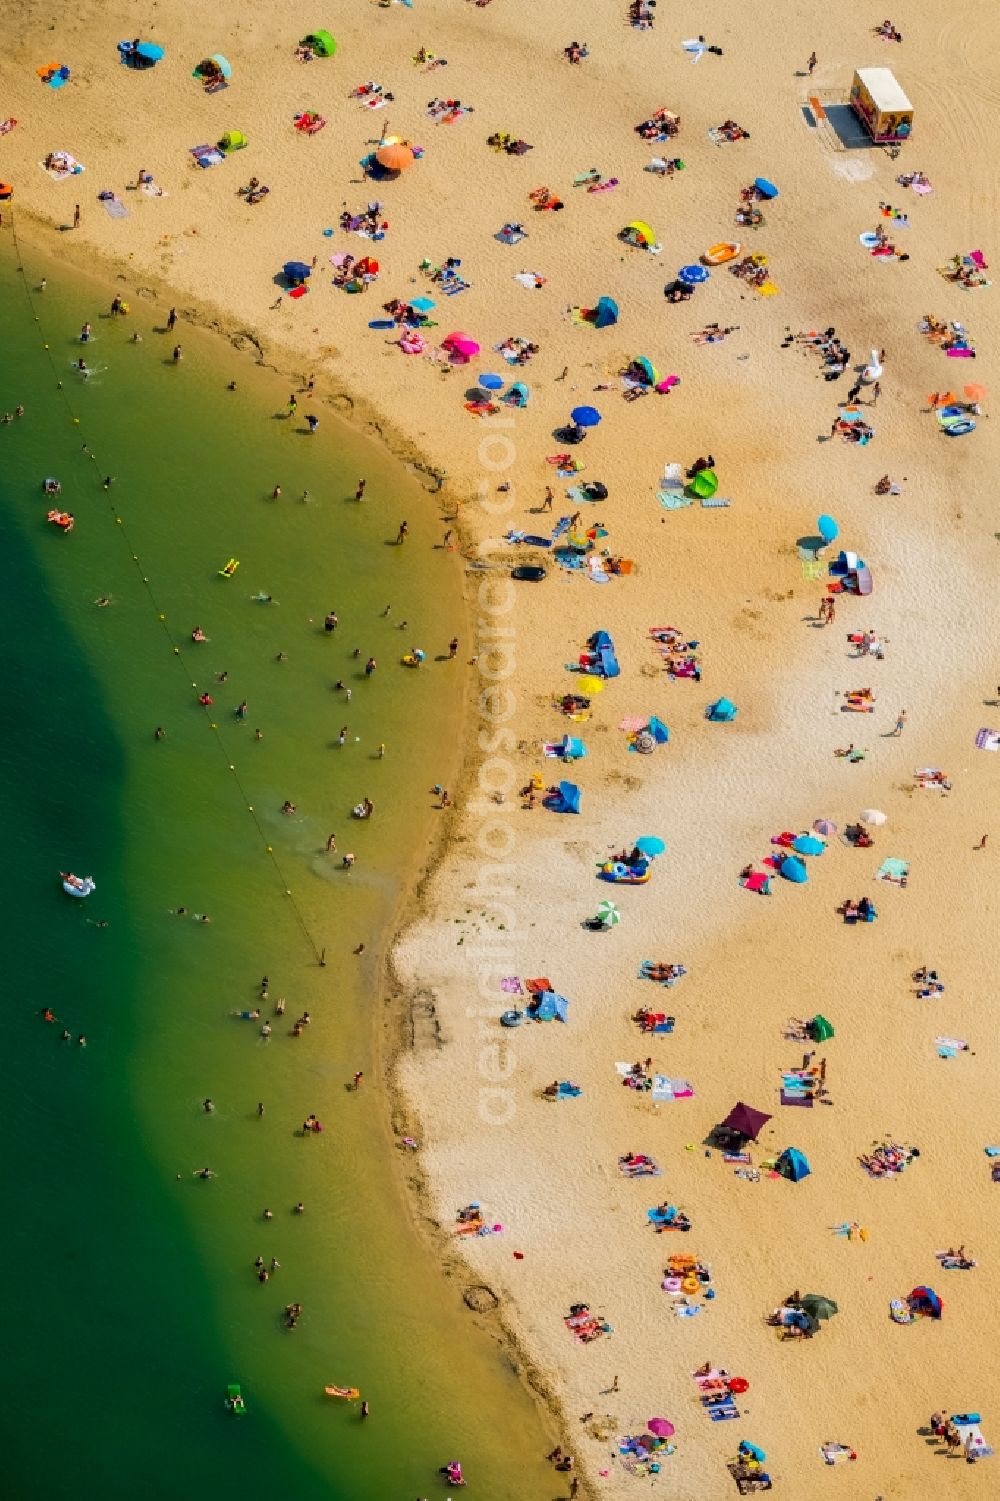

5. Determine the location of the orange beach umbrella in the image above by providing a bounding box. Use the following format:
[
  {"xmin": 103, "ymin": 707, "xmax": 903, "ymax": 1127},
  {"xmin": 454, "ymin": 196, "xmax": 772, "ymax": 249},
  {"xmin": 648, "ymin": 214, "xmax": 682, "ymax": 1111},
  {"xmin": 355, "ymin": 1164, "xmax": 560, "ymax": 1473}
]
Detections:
[{"xmin": 375, "ymin": 142, "xmax": 415, "ymax": 172}]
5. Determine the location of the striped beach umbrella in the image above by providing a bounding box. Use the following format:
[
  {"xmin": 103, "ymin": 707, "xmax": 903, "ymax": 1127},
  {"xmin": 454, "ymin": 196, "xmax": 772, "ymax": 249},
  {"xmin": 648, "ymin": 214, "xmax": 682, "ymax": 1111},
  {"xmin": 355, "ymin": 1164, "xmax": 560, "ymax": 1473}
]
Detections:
[{"xmin": 596, "ymin": 900, "xmax": 621, "ymax": 926}]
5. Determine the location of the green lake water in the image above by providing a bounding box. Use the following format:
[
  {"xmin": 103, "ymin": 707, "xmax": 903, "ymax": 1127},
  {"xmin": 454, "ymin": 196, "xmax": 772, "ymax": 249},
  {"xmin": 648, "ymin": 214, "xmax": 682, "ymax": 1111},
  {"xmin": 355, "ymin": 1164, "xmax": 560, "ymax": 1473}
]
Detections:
[{"xmin": 0, "ymin": 240, "xmax": 553, "ymax": 1499}]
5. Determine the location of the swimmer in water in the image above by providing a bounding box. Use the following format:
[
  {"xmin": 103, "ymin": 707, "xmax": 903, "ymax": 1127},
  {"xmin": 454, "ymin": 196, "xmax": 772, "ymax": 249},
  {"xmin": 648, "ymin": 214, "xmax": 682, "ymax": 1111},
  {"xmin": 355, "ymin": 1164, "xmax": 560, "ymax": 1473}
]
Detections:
[
  {"xmin": 94, "ymin": 596, "xmax": 112, "ymax": 607},
  {"xmin": 77, "ymin": 358, "xmax": 89, "ymax": 373}
]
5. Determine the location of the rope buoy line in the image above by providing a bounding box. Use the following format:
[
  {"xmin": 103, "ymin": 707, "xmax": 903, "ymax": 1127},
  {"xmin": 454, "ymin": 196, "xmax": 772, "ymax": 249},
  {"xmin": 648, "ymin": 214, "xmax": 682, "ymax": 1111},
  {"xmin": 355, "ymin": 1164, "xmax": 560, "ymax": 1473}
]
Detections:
[{"xmin": 8, "ymin": 219, "xmax": 324, "ymax": 965}]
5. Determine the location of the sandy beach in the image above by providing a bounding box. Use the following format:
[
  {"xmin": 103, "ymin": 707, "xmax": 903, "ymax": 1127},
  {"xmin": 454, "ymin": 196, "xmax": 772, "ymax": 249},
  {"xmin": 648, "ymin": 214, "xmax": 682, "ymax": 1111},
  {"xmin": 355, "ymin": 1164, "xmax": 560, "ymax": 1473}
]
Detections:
[{"xmin": 5, "ymin": 1, "xmax": 1000, "ymax": 1495}]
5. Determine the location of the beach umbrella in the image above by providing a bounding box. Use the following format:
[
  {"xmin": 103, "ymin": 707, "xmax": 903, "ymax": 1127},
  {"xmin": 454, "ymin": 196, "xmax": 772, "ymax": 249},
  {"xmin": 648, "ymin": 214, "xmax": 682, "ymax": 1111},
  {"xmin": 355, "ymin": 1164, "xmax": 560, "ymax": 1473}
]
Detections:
[
  {"xmin": 719, "ymin": 1102, "xmax": 771, "ymax": 1141},
  {"xmin": 780, "ymin": 855, "xmax": 808, "ymax": 883},
  {"xmin": 283, "ymin": 261, "xmax": 311, "ymax": 282},
  {"xmin": 571, "ymin": 405, "xmax": 602, "ymax": 427},
  {"xmin": 860, "ymin": 808, "xmax": 887, "ymax": 826},
  {"xmin": 813, "ymin": 818, "xmax": 837, "ymax": 836},
  {"xmin": 678, "ymin": 263, "xmax": 709, "ymax": 285},
  {"xmin": 800, "ymin": 1294, "xmax": 838, "ymax": 1321},
  {"xmin": 964, "ymin": 383, "xmax": 987, "ymax": 402},
  {"xmin": 727, "ymin": 1377, "xmax": 750, "ymax": 1394},
  {"xmin": 443, "ymin": 332, "xmax": 480, "ymax": 360},
  {"xmin": 633, "ymin": 356, "xmax": 659, "ymax": 385},
  {"xmin": 754, "ymin": 177, "xmax": 779, "ymax": 199},
  {"xmin": 647, "ymin": 1418, "xmax": 675, "ymax": 1438},
  {"xmin": 477, "ymin": 372, "xmax": 504, "ymax": 391},
  {"xmin": 738, "ymin": 1441, "xmax": 766, "ymax": 1462},
  {"xmin": 635, "ymin": 835, "xmax": 666, "ymax": 856},
  {"xmin": 792, "ymin": 835, "xmax": 825, "ymax": 856},
  {"xmin": 136, "ymin": 42, "xmax": 165, "ymax": 62},
  {"xmin": 596, "ymin": 900, "xmax": 621, "ymax": 927},
  {"xmin": 817, "ymin": 513, "xmax": 839, "ymax": 543},
  {"xmin": 376, "ymin": 142, "xmax": 415, "ymax": 172}
]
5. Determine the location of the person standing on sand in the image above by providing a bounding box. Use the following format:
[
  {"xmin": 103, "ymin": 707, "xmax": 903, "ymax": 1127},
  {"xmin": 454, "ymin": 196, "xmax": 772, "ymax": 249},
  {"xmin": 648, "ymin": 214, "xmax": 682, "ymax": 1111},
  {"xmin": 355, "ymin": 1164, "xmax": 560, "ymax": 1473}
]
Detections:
[
  {"xmin": 167, "ymin": 307, "xmax": 177, "ymax": 331},
  {"xmin": 890, "ymin": 708, "xmax": 906, "ymax": 736},
  {"xmin": 542, "ymin": 486, "xmax": 554, "ymax": 511},
  {"xmin": 73, "ymin": 203, "xmax": 81, "ymax": 228},
  {"xmin": 396, "ymin": 520, "xmax": 409, "ymax": 544},
  {"xmin": 807, "ymin": 51, "xmax": 817, "ymax": 74},
  {"xmin": 172, "ymin": 344, "xmax": 182, "ymax": 363},
  {"xmin": 975, "ymin": 834, "xmax": 988, "ymax": 850},
  {"xmin": 355, "ymin": 479, "xmax": 366, "ymax": 501}
]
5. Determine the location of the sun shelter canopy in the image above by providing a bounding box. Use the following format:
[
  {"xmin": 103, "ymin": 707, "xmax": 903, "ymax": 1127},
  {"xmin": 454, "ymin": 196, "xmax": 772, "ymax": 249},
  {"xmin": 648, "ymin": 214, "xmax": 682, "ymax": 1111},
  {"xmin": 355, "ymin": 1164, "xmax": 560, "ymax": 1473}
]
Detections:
[
  {"xmin": 593, "ymin": 296, "xmax": 618, "ymax": 327},
  {"xmin": 303, "ymin": 31, "xmax": 337, "ymax": 57},
  {"xmin": 624, "ymin": 220, "xmax": 656, "ymax": 246},
  {"xmin": 219, "ymin": 129, "xmax": 247, "ymax": 151},
  {"xmin": 909, "ymin": 1285, "xmax": 942, "ymax": 1318},
  {"xmin": 778, "ymin": 1147, "xmax": 811, "ymax": 1181},
  {"xmin": 719, "ymin": 1102, "xmax": 771, "ymax": 1141},
  {"xmin": 196, "ymin": 54, "xmax": 232, "ymax": 78},
  {"xmin": 810, "ymin": 1014, "xmax": 835, "ymax": 1042},
  {"xmin": 527, "ymin": 990, "xmax": 569, "ymax": 1021}
]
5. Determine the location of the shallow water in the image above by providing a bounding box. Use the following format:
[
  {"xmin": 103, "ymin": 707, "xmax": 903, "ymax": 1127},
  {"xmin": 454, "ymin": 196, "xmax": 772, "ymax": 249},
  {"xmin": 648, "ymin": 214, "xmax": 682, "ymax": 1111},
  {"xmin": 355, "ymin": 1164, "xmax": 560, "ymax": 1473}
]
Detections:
[{"xmin": 0, "ymin": 240, "xmax": 553, "ymax": 1499}]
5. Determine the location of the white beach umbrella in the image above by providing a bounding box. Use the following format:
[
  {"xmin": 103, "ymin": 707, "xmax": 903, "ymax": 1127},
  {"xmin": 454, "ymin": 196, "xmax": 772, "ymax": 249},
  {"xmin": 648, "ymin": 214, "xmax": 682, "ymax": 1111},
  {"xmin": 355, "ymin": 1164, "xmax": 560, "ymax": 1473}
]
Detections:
[
  {"xmin": 859, "ymin": 809, "xmax": 887, "ymax": 826},
  {"xmin": 596, "ymin": 900, "xmax": 621, "ymax": 926}
]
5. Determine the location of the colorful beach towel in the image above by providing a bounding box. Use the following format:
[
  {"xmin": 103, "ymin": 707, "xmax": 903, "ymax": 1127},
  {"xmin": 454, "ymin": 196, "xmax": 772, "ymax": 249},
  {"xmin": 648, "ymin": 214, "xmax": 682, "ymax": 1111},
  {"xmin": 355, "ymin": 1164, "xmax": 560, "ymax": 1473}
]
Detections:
[{"xmin": 102, "ymin": 195, "xmax": 128, "ymax": 218}]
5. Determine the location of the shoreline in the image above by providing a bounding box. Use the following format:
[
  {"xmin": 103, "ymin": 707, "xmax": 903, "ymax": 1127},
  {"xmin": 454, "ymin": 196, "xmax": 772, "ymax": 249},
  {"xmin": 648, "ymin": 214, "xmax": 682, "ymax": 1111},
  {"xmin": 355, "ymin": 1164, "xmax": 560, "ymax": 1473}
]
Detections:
[{"xmin": 7, "ymin": 5, "xmax": 1000, "ymax": 1492}]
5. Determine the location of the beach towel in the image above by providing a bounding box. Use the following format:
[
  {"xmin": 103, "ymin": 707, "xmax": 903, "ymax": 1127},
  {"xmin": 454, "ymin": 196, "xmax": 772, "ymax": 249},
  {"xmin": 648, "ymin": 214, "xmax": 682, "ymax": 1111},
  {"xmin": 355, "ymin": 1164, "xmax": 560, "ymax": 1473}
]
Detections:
[
  {"xmin": 659, "ymin": 491, "xmax": 695, "ymax": 510},
  {"xmin": 741, "ymin": 872, "xmax": 771, "ymax": 894},
  {"xmin": 876, "ymin": 857, "xmax": 909, "ymax": 883},
  {"xmin": 102, "ymin": 195, "xmax": 128, "ymax": 218},
  {"xmin": 935, "ymin": 1036, "xmax": 968, "ymax": 1056},
  {"xmin": 514, "ymin": 271, "xmax": 546, "ymax": 289},
  {"xmin": 288, "ymin": 286, "xmax": 308, "ymax": 299},
  {"xmin": 820, "ymin": 1443, "xmax": 855, "ymax": 1465},
  {"xmin": 652, "ymin": 1075, "xmax": 694, "ymax": 1101},
  {"xmin": 40, "ymin": 153, "xmax": 84, "ymax": 180},
  {"xmin": 976, "ymin": 727, "xmax": 1000, "ymax": 750},
  {"xmin": 500, "ymin": 976, "xmax": 523, "ymax": 994},
  {"xmin": 190, "ymin": 144, "xmax": 224, "ymax": 168},
  {"xmin": 700, "ymin": 497, "xmax": 731, "ymax": 507}
]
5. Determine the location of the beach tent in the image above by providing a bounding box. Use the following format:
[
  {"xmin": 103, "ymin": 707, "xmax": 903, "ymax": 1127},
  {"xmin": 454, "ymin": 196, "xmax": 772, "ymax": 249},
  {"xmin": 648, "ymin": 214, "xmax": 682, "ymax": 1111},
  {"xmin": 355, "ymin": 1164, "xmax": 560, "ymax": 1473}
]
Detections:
[
  {"xmin": 303, "ymin": 31, "xmax": 337, "ymax": 57},
  {"xmin": 706, "ymin": 697, "xmax": 737, "ymax": 722},
  {"xmin": 719, "ymin": 1102, "xmax": 771, "ymax": 1141},
  {"xmin": 738, "ymin": 1442, "xmax": 766, "ymax": 1463},
  {"xmin": 777, "ymin": 1147, "xmax": 811, "ymax": 1181},
  {"xmin": 503, "ymin": 381, "xmax": 530, "ymax": 407},
  {"xmin": 283, "ymin": 261, "xmax": 311, "ymax": 284},
  {"xmin": 809, "ymin": 1014, "xmax": 835, "ymax": 1042},
  {"xmin": 621, "ymin": 221, "xmax": 656, "ymax": 248},
  {"xmin": 647, "ymin": 716, "xmax": 669, "ymax": 744},
  {"xmin": 792, "ymin": 835, "xmax": 825, "ymax": 856},
  {"xmin": 119, "ymin": 40, "xmax": 164, "ymax": 67},
  {"xmin": 850, "ymin": 67, "xmax": 913, "ymax": 143},
  {"xmin": 195, "ymin": 54, "xmax": 232, "ymax": 79},
  {"xmin": 688, "ymin": 468, "xmax": 718, "ymax": 498},
  {"xmin": 800, "ymin": 1293, "xmax": 838, "ymax": 1321},
  {"xmin": 527, "ymin": 990, "xmax": 569, "ymax": 1021},
  {"xmin": 597, "ymin": 646, "xmax": 620, "ymax": 678},
  {"xmin": 780, "ymin": 856, "xmax": 808, "ymax": 883},
  {"xmin": 219, "ymin": 130, "xmax": 248, "ymax": 152},
  {"xmin": 38, "ymin": 63, "xmax": 71, "ymax": 88},
  {"xmin": 546, "ymin": 780, "xmax": 581, "ymax": 814},
  {"xmin": 632, "ymin": 356, "xmax": 658, "ymax": 386},
  {"xmin": 593, "ymin": 296, "xmax": 619, "ymax": 327},
  {"xmin": 908, "ymin": 1285, "xmax": 942, "ymax": 1319}
]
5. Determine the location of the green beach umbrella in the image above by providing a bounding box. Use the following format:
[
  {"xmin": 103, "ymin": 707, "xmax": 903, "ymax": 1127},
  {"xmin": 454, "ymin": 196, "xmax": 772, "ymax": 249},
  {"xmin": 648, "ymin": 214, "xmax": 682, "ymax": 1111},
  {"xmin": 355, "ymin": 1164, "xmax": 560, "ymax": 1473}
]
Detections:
[
  {"xmin": 800, "ymin": 1293, "xmax": 838, "ymax": 1321},
  {"xmin": 596, "ymin": 900, "xmax": 621, "ymax": 927}
]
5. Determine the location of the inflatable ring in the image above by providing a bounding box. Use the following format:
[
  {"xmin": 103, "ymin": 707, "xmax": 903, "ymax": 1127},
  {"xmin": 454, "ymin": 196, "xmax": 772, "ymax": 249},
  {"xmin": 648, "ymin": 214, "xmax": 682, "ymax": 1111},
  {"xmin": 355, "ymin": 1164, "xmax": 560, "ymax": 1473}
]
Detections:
[
  {"xmin": 500, "ymin": 1009, "xmax": 523, "ymax": 1028},
  {"xmin": 662, "ymin": 1276, "xmax": 682, "ymax": 1292},
  {"xmin": 943, "ymin": 418, "xmax": 975, "ymax": 436},
  {"xmin": 682, "ymin": 1274, "xmax": 699, "ymax": 1294}
]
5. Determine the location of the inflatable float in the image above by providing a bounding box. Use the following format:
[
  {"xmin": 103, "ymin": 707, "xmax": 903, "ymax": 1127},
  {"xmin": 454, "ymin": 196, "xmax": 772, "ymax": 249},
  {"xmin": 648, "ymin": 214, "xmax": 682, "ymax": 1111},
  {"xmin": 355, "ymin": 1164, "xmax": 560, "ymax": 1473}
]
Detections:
[
  {"xmin": 61, "ymin": 872, "xmax": 95, "ymax": 898},
  {"xmin": 226, "ymin": 1383, "xmax": 246, "ymax": 1415},
  {"xmin": 401, "ymin": 649, "xmax": 425, "ymax": 666},
  {"xmin": 324, "ymin": 1385, "xmax": 360, "ymax": 1400},
  {"xmin": 598, "ymin": 860, "xmax": 650, "ymax": 884},
  {"xmin": 352, "ymin": 801, "xmax": 373, "ymax": 819},
  {"xmin": 47, "ymin": 509, "xmax": 74, "ymax": 530},
  {"xmin": 512, "ymin": 565, "xmax": 547, "ymax": 581},
  {"xmin": 218, "ymin": 558, "xmax": 239, "ymax": 578},
  {"xmin": 702, "ymin": 241, "xmax": 741, "ymax": 265},
  {"xmin": 440, "ymin": 1462, "xmax": 466, "ymax": 1486}
]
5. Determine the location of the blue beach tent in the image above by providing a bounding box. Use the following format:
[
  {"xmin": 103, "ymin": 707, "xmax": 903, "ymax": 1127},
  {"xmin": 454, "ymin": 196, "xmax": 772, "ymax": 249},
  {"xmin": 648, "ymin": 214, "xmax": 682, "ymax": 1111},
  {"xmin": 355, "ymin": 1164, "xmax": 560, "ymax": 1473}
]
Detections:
[
  {"xmin": 546, "ymin": 780, "xmax": 581, "ymax": 814},
  {"xmin": 593, "ymin": 296, "xmax": 619, "ymax": 328},
  {"xmin": 528, "ymin": 991, "xmax": 570, "ymax": 1021},
  {"xmin": 780, "ymin": 856, "xmax": 808, "ymax": 883},
  {"xmin": 778, "ymin": 1147, "xmax": 811, "ymax": 1182},
  {"xmin": 706, "ymin": 697, "xmax": 737, "ymax": 722}
]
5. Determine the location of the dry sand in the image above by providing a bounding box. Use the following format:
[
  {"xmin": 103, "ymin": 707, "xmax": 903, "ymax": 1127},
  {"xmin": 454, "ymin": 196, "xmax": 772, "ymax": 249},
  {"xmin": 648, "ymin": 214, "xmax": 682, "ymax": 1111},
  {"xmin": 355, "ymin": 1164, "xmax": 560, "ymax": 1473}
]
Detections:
[{"xmin": 4, "ymin": 2, "xmax": 1000, "ymax": 1495}]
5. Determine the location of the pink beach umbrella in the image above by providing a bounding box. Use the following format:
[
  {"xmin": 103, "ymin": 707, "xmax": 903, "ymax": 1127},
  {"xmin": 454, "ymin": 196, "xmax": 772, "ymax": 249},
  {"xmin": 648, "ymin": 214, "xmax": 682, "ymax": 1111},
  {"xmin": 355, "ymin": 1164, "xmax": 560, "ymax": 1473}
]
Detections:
[
  {"xmin": 443, "ymin": 331, "xmax": 480, "ymax": 362},
  {"xmin": 813, "ymin": 818, "xmax": 837, "ymax": 837},
  {"xmin": 647, "ymin": 1418, "xmax": 675, "ymax": 1438}
]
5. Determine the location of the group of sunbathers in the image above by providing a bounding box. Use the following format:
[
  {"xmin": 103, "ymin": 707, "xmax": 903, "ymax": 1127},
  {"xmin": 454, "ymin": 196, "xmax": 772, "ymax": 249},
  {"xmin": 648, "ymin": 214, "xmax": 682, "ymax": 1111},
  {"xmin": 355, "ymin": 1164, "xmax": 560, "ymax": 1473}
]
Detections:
[
  {"xmin": 859, "ymin": 1140, "xmax": 917, "ymax": 1176},
  {"xmin": 712, "ymin": 119, "xmax": 749, "ymax": 141},
  {"xmin": 427, "ymin": 96, "xmax": 472, "ymax": 122},
  {"xmin": 340, "ymin": 202, "xmax": 387, "ymax": 237},
  {"xmin": 874, "ymin": 17, "xmax": 903, "ymax": 40},
  {"xmin": 487, "ymin": 131, "xmax": 532, "ymax": 154},
  {"xmin": 239, "ymin": 177, "xmax": 269, "ymax": 205},
  {"xmin": 629, "ymin": 0, "xmax": 656, "ymax": 29},
  {"xmin": 635, "ymin": 107, "xmax": 680, "ymax": 141},
  {"xmin": 839, "ymin": 895, "xmax": 876, "ymax": 922},
  {"xmin": 920, "ymin": 313, "xmax": 976, "ymax": 354},
  {"xmin": 913, "ymin": 965, "xmax": 945, "ymax": 998},
  {"xmin": 729, "ymin": 253, "xmax": 770, "ymax": 289}
]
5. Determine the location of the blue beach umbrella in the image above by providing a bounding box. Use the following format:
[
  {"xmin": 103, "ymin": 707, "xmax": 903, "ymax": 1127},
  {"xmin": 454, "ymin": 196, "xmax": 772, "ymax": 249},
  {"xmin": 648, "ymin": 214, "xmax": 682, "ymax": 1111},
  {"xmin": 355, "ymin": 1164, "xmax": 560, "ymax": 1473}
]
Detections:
[
  {"xmin": 792, "ymin": 835, "xmax": 825, "ymax": 856},
  {"xmin": 817, "ymin": 514, "xmax": 839, "ymax": 543},
  {"xmin": 477, "ymin": 372, "xmax": 504, "ymax": 390},
  {"xmin": 754, "ymin": 177, "xmax": 779, "ymax": 199},
  {"xmin": 635, "ymin": 835, "xmax": 666, "ymax": 856},
  {"xmin": 136, "ymin": 42, "xmax": 165, "ymax": 62},
  {"xmin": 571, "ymin": 405, "xmax": 602, "ymax": 427},
  {"xmin": 678, "ymin": 264, "xmax": 709, "ymax": 285},
  {"xmin": 283, "ymin": 261, "xmax": 311, "ymax": 282},
  {"xmin": 780, "ymin": 856, "xmax": 808, "ymax": 883}
]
